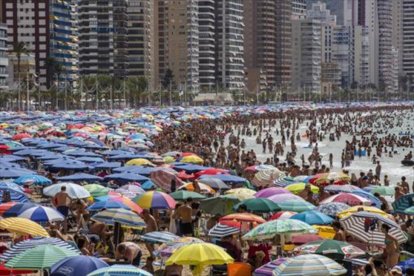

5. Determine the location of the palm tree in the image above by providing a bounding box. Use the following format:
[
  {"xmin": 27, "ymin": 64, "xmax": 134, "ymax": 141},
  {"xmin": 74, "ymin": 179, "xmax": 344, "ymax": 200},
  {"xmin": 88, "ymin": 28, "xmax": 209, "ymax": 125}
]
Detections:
[
  {"xmin": 10, "ymin": 42, "xmax": 29, "ymax": 111},
  {"xmin": 45, "ymin": 57, "xmax": 64, "ymax": 109},
  {"xmin": 126, "ymin": 76, "xmax": 148, "ymax": 107}
]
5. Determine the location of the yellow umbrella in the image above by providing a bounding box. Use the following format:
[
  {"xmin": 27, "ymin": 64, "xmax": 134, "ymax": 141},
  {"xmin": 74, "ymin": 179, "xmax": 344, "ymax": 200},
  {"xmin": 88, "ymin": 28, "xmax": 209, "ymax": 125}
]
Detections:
[
  {"xmin": 125, "ymin": 158, "xmax": 154, "ymax": 167},
  {"xmin": 225, "ymin": 188, "xmax": 256, "ymax": 200},
  {"xmin": 166, "ymin": 243, "xmax": 234, "ymax": 276},
  {"xmin": 181, "ymin": 155, "xmax": 204, "ymax": 164},
  {"xmin": 312, "ymin": 225, "xmax": 336, "ymax": 239},
  {"xmin": 163, "ymin": 156, "xmax": 175, "ymax": 164},
  {"xmin": 286, "ymin": 183, "xmax": 319, "ymax": 195},
  {"xmin": 0, "ymin": 218, "xmax": 49, "ymax": 237},
  {"xmin": 337, "ymin": 205, "xmax": 388, "ymax": 219}
]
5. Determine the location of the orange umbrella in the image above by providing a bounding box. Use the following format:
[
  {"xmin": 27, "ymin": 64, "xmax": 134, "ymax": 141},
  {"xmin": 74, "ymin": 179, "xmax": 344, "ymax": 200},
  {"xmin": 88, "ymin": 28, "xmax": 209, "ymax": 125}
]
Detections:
[
  {"xmin": 220, "ymin": 213, "xmax": 266, "ymax": 224},
  {"xmin": 178, "ymin": 182, "xmax": 215, "ymax": 194}
]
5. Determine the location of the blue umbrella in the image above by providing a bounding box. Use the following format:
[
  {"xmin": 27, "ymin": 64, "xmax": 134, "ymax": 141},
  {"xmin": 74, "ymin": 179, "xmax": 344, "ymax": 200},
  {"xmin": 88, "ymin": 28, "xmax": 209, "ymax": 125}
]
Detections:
[
  {"xmin": 65, "ymin": 150, "xmax": 102, "ymax": 158},
  {"xmin": 141, "ymin": 180, "xmax": 155, "ymax": 190},
  {"xmin": 2, "ymin": 202, "xmax": 37, "ymax": 218},
  {"xmin": 51, "ymin": 255, "xmax": 109, "ymax": 276},
  {"xmin": 104, "ymin": 173, "xmax": 149, "ymax": 184},
  {"xmin": 107, "ymin": 153, "xmax": 143, "ymax": 161},
  {"xmin": 291, "ymin": 210, "xmax": 334, "ymax": 225},
  {"xmin": 14, "ymin": 175, "xmax": 52, "ymax": 186},
  {"xmin": 0, "ymin": 167, "xmax": 35, "ymax": 179},
  {"xmin": 113, "ymin": 166, "xmax": 158, "ymax": 176},
  {"xmin": 46, "ymin": 159, "xmax": 89, "ymax": 171},
  {"xmin": 399, "ymin": 258, "xmax": 414, "ymax": 273},
  {"xmin": 87, "ymin": 201, "xmax": 131, "ymax": 211},
  {"xmin": 91, "ymin": 162, "xmax": 121, "ymax": 170},
  {"xmin": 14, "ymin": 149, "xmax": 49, "ymax": 157},
  {"xmin": 316, "ymin": 202, "xmax": 350, "ymax": 217},
  {"xmin": 36, "ymin": 153, "xmax": 65, "ymax": 161},
  {"xmin": 56, "ymin": 173, "xmax": 103, "ymax": 183},
  {"xmin": 77, "ymin": 157, "xmax": 105, "ymax": 163},
  {"xmin": 351, "ymin": 190, "xmax": 381, "ymax": 208},
  {"xmin": 87, "ymin": 265, "xmax": 152, "ymax": 276},
  {"xmin": 393, "ymin": 193, "xmax": 414, "ymax": 213},
  {"xmin": 100, "ymin": 149, "xmax": 133, "ymax": 156},
  {"xmin": 200, "ymin": 174, "xmax": 248, "ymax": 185},
  {"xmin": 173, "ymin": 164, "xmax": 209, "ymax": 173},
  {"xmin": 141, "ymin": 231, "xmax": 179, "ymax": 244},
  {"xmin": 0, "ymin": 155, "xmax": 26, "ymax": 162}
]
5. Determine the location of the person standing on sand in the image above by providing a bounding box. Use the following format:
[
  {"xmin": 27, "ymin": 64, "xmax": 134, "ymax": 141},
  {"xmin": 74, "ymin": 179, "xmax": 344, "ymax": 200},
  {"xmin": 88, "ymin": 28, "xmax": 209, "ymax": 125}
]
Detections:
[
  {"xmin": 174, "ymin": 198, "xmax": 194, "ymax": 237},
  {"xmin": 142, "ymin": 209, "xmax": 158, "ymax": 256},
  {"xmin": 53, "ymin": 186, "xmax": 71, "ymax": 233}
]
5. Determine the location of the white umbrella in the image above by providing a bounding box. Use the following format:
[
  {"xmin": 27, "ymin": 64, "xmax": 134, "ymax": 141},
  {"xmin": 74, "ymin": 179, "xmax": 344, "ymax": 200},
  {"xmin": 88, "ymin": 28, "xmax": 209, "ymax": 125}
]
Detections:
[
  {"xmin": 18, "ymin": 206, "xmax": 64, "ymax": 223},
  {"xmin": 43, "ymin": 182, "xmax": 91, "ymax": 199}
]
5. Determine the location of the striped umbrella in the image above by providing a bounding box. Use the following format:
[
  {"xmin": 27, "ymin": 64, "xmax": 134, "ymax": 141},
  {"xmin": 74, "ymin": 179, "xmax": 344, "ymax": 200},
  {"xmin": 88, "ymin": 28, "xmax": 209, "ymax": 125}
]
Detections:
[
  {"xmin": 134, "ymin": 191, "xmax": 176, "ymax": 209},
  {"xmin": 320, "ymin": 193, "xmax": 371, "ymax": 206},
  {"xmin": 92, "ymin": 209, "xmax": 146, "ymax": 228},
  {"xmin": 95, "ymin": 195, "xmax": 143, "ymax": 214},
  {"xmin": 208, "ymin": 223, "xmax": 240, "ymax": 238},
  {"xmin": 0, "ymin": 217, "xmax": 49, "ymax": 237},
  {"xmin": 5, "ymin": 244, "xmax": 79, "ymax": 270},
  {"xmin": 84, "ymin": 184, "xmax": 110, "ymax": 198},
  {"xmin": 1, "ymin": 237, "xmax": 79, "ymax": 262},
  {"xmin": 141, "ymin": 231, "xmax": 179, "ymax": 244},
  {"xmin": 252, "ymin": 169, "xmax": 284, "ymax": 187},
  {"xmin": 277, "ymin": 200, "xmax": 316, "ymax": 212},
  {"xmin": 225, "ymin": 188, "xmax": 256, "ymax": 200},
  {"xmin": 51, "ymin": 255, "xmax": 109, "ymax": 276},
  {"xmin": 324, "ymin": 184, "xmax": 362, "ymax": 193},
  {"xmin": 18, "ymin": 206, "xmax": 64, "ymax": 223},
  {"xmin": 87, "ymin": 265, "xmax": 153, "ymax": 276},
  {"xmin": 1, "ymin": 202, "xmax": 37, "ymax": 217},
  {"xmin": 340, "ymin": 211, "xmax": 408, "ymax": 245},
  {"xmin": 393, "ymin": 193, "xmax": 414, "ymax": 213},
  {"xmin": 243, "ymin": 219, "xmax": 315, "ymax": 241},
  {"xmin": 150, "ymin": 169, "xmax": 183, "ymax": 192},
  {"xmin": 294, "ymin": 240, "xmax": 365, "ymax": 260},
  {"xmin": 254, "ymin": 258, "xmax": 287, "ymax": 276},
  {"xmin": 316, "ymin": 202, "xmax": 350, "ymax": 217},
  {"xmin": 273, "ymin": 254, "xmax": 347, "ymax": 276}
]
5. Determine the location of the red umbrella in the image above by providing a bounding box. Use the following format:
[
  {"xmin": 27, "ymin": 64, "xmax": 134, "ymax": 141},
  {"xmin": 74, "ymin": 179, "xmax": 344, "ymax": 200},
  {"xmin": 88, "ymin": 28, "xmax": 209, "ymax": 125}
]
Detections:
[
  {"xmin": 0, "ymin": 263, "xmax": 33, "ymax": 275},
  {"xmin": 269, "ymin": 211, "xmax": 297, "ymax": 221},
  {"xmin": 181, "ymin": 152, "xmax": 197, "ymax": 157},
  {"xmin": 220, "ymin": 213, "xmax": 266, "ymax": 224},
  {"xmin": 177, "ymin": 170, "xmax": 195, "ymax": 180},
  {"xmin": 0, "ymin": 145, "xmax": 10, "ymax": 154},
  {"xmin": 0, "ymin": 202, "xmax": 17, "ymax": 216},
  {"xmin": 292, "ymin": 234, "xmax": 322, "ymax": 245},
  {"xmin": 12, "ymin": 133, "xmax": 32, "ymax": 141},
  {"xmin": 195, "ymin": 168, "xmax": 228, "ymax": 178}
]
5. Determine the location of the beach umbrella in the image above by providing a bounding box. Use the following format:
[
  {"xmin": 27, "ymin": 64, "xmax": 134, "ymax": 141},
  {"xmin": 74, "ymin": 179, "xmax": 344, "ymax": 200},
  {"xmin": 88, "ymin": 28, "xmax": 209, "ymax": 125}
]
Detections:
[
  {"xmin": 104, "ymin": 172, "xmax": 149, "ymax": 184},
  {"xmin": 393, "ymin": 193, "xmax": 414, "ymax": 213},
  {"xmin": 312, "ymin": 225, "xmax": 336, "ymax": 239},
  {"xmin": 340, "ymin": 211, "xmax": 408, "ymax": 244},
  {"xmin": 5, "ymin": 244, "xmax": 79, "ymax": 270},
  {"xmin": 198, "ymin": 177, "xmax": 229, "ymax": 190},
  {"xmin": 294, "ymin": 240, "xmax": 365, "ymax": 260},
  {"xmin": 1, "ymin": 237, "xmax": 79, "ymax": 262},
  {"xmin": 166, "ymin": 243, "xmax": 234, "ymax": 276},
  {"xmin": 91, "ymin": 161, "xmax": 121, "ymax": 170},
  {"xmin": 399, "ymin": 258, "xmax": 414, "ymax": 274},
  {"xmin": 200, "ymin": 174, "xmax": 248, "ymax": 185},
  {"xmin": 310, "ymin": 172, "xmax": 351, "ymax": 185},
  {"xmin": 141, "ymin": 231, "xmax": 179, "ymax": 244},
  {"xmin": 316, "ymin": 202, "xmax": 350, "ymax": 217},
  {"xmin": 325, "ymin": 184, "xmax": 362, "ymax": 193},
  {"xmin": 267, "ymin": 193, "xmax": 304, "ymax": 203},
  {"xmin": 0, "ymin": 202, "xmax": 18, "ymax": 216},
  {"xmin": 64, "ymin": 150, "xmax": 101, "ymax": 158},
  {"xmin": 43, "ymin": 183, "xmax": 91, "ymax": 199},
  {"xmin": 56, "ymin": 173, "xmax": 103, "ymax": 183},
  {"xmin": 92, "ymin": 209, "xmax": 146, "ymax": 228},
  {"xmin": 177, "ymin": 170, "xmax": 195, "ymax": 180},
  {"xmin": 14, "ymin": 175, "xmax": 52, "ymax": 186},
  {"xmin": 150, "ymin": 169, "xmax": 183, "ymax": 192},
  {"xmin": 243, "ymin": 219, "xmax": 315, "ymax": 241},
  {"xmin": 199, "ymin": 195, "xmax": 240, "ymax": 215},
  {"xmin": 181, "ymin": 155, "xmax": 204, "ymax": 164},
  {"xmin": 251, "ymin": 169, "xmax": 284, "ymax": 187},
  {"xmin": 225, "ymin": 188, "xmax": 256, "ymax": 200},
  {"xmin": 291, "ymin": 210, "xmax": 334, "ymax": 225},
  {"xmin": 0, "ymin": 217, "xmax": 49, "ymax": 237},
  {"xmin": 320, "ymin": 193, "xmax": 371, "ymax": 206},
  {"xmin": 51, "ymin": 255, "xmax": 109, "ymax": 276},
  {"xmin": 0, "ymin": 155, "xmax": 26, "ymax": 162},
  {"xmin": 337, "ymin": 205, "xmax": 388, "ymax": 219},
  {"xmin": 173, "ymin": 164, "xmax": 209, "ymax": 173},
  {"xmin": 0, "ymin": 263, "xmax": 33, "ymax": 275},
  {"xmin": 254, "ymin": 258, "xmax": 287, "ymax": 276},
  {"xmin": 77, "ymin": 157, "xmax": 105, "ymax": 163},
  {"xmin": 84, "ymin": 184, "xmax": 110, "ymax": 198},
  {"xmin": 158, "ymin": 237, "xmax": 204, "ymax": 258},
  {"xmin": 277, "ymin": 200, "xmax": 316, "ymax": 212},
  {"xmin": 291, "ymin": 234, "xmax": 323, "ymax": 245},
  {"xmin": 178, "ymin": 182, "xmax": 215, "ymax": 194},
  {"xmin": 95, "ymin": 195, "xmax": 143, "ymax": 213},
  {"xmin": 134, "ymin": 191, "xmax": 176, "ymax": 209},
  {"xmin": 113, "ymin": 166, "xmax": 158, "ymax": 176},
  {"xmin": 87, "ymin": 265, "xmax": 152, "ymax": 276},
  {"xmin": 194, "ymin": 168, "xmax": 228, "ymax": 178},
  {"xmin": 208, "ymin": 223, "xmax": 240, "ymax": 238},
  {"xmin": 220, "ymin": 212, "xmax": 266, "ymax": 224},
  {"xmin": 364, "ymin": 185, "xmax": 394, "ymax": 196},
  {"xmin": 116, "ymin": 184, "xmax": 145, "ymax": 196},
  {"xmin": 245, "ymin": 164, "xmax": 279, "ymax": 173},
  {"xmin": 87, "ymin": 201, "xmax": 131, "ymax": 211},
  {"xmin": 269, "ymin": 211, "xmax": 297, "ymax": 221},
  {"xmin": 233, "ymin": 198, "xmax": 281, "ymax": 213},
  {"xmin": 125, "ymin": 158, "xmax": 155, "ymax": 167},
  {"xmin": 351, "ymin": 190, "xmax": 382, "ymax": 208},
  {"xmin": 1, "ymin": 202, "xmax": 37, "ymax": 217},
  {"xmin": 286, "ymin": 183, "xmax": 319, "ymax": 195},
  {"xmin": 12, "ymin": 133, "xmax": 32, "ymax": 141},
  {"xmin": 404, "ymin": 206, "xmax": 414, "ymax": 215},
  {"xmin": 170, "ymin": 190, "xmax": 206, "ymax": 201},
  {"xmin": 18, "ymin": 206, "xmax": 64, "ymax": 222},
  {"xmin": 0, "ymin": 167, "xmax": 35, "ymax": 179},
  {"xmin": 273, "ymin": 254, "xmax": 347, "ymax": 276},
  {"xmin": 47, "ymin": 159, "xmax": 89, "ymax": 171},
  {"xmin": 255, "ymin": 187, "xmax": 290, "ymax": 198}
]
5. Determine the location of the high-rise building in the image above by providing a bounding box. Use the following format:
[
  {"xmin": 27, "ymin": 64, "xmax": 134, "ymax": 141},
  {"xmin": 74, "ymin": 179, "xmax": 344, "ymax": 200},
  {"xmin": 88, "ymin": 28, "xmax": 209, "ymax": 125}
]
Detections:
[
  {"xmin": 157, "ymin": 0, "xmax": 199, "ymax": 93},
  {"xmin": 275, "ymin": 0, "xmax": 292, "ymax": 88},
  {"xmin": 291, "ymin": 19, "xmax": 322, "ymax": 94},
  {"xmin": 215, "ymin": 0, "xmax": 245, "ymax": 91},
  {"xmin": 2, "ymin": 0, "xmax": 78, "ymax": 89},
  {"xmin": 127, "ymin": 0, "xmax": 155, "ymax": 88},
  {"xmin": 392, "ymin": 0, "xmax": 403, "ymax": 75},
  {"xmin": 78, "ymin": 0, "xmax": 128, "ymax": 77},
  {"xmin": 0, "ymin": 23, "xmax": 8, "ymax": 89},
  {"xmin": 292, "ymin": 0, "xmax": 307, "ymax": 19},
  {"xmin": 403, "ymin": 0, "xmax": 414, "ymax": 91}
]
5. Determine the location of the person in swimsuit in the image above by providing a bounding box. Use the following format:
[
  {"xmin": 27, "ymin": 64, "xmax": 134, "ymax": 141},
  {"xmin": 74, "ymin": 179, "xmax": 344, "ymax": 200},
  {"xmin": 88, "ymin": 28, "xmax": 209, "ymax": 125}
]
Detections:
[{"xmin": 382, "ymin": 224, "xmax": 400, "ymax": 269}]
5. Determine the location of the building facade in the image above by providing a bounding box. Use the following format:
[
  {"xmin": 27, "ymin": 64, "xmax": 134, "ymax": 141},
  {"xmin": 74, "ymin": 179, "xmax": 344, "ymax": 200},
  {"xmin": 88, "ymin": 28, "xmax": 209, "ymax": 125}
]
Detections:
[
  {"xmin": 275, "ymin": 0, "xmax": 292, "ymax": 89},
  {"xmin": 0, "ymin": 23, "xmax": 8, "ymax": 89},
  {"xmin": 403, "ymin": 0, "xmax": 414, "ymax": 91}
]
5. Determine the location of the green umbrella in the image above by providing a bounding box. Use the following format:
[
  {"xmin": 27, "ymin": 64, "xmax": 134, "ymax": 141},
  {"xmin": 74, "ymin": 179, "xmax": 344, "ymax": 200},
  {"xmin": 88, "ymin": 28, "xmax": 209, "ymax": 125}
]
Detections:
[
  {"xmin": 84, "ymin": 184, "xmax": 110, "ymax": 198},
  {"xmin": 200, "ymin": 195, "xmax": 240, "ymax": 215},
  {"xmin": 233, "ymin": 198, "xmax": 281, "ymax": 213},
  {"xmin": 5, "ymin": 244, "xmax": 79, "ymax": 269},
  {"xmin": 170, "ymin": 190, "xmax": 206, "ymax": 201},
  {"xmin": 295, "ymin": 240, "xmax": 366, "ymax": 260},
  {"xmin": 369, "ymin": 186, "xmax": 394, "ymax": 196},
  {"xmin": 404, "ymin": 206, "xmax": 414, "ymax": 215},
  {"xmin": 243, "ymin": 219, "xmax": 315, "ymax": 241},
  {"xmin": 278, "ymin": 200, "xmax": 315, "ymax": 212}
]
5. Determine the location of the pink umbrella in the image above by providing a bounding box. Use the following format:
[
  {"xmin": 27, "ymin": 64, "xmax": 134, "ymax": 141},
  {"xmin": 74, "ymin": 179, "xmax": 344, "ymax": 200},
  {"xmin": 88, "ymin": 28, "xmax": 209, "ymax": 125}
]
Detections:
[
  {"xmin": 320, "ymin": 192, "xmax": 371, "ymax": 206},
  {"xmin": 255, "ymin": 187, "xmax": 291, "ymax": 198},
  {"xmin": 269, "ymin": 211, "xmax": 297, "ymax": 221},
  {"xmin": 267, "ymin": 193, "xmax": 304, "ymax": 203}
]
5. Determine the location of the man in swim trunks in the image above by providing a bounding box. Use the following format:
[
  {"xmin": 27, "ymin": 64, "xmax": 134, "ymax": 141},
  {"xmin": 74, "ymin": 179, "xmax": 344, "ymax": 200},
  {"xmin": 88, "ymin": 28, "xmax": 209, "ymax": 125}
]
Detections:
[{"xmin": 53, "ymin": 186, "xmax": 71, "ymax": 233}]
